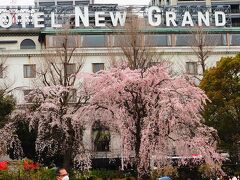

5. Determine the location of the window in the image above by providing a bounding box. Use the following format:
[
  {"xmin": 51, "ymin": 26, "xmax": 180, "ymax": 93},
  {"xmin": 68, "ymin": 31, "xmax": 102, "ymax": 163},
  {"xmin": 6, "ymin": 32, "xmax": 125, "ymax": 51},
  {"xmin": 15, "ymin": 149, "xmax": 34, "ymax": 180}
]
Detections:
[
  {"xmin": 23, "ymin": 89, "xmax": 33, "ymax": 103},
  {"xmin": 47, "ymin": 36, "xmax": 79, "ymax": 48},
  {"xmin": 57, "ymin": 1, "xmax": 73, "ymax": 5},
  {"xmin": 82, "ymin": 35, "xmax": 106, "ymax": 47},
  {"xmin": 56, "ymin": 36, "xmax": 77, "ymax": 48},
  {"xmin": 0, "ymin": 40, "xmax": 17, "ymax": 44},
  {"xmin": 232, "ymin": 18, "xmax": 240, "ymax": 27},
  {"xmin": 205, "ymin": 34, "xmax": 223, "ymax": 46},
  {"xmin": 68, "ymin": 89, "xmax": 77, "ymax": 103},
  {"xmin": 23, "ymin": 64, "xmax": 36, "ymax": 78},
  {"xmin": 92, "ymin": 63, "xmax": 104, "ymax": 73},
  {"xmin": 39, "ymin": 2, "xmax": 55, "ymax": 6},
  {"xmin": 186, "ymin": 62, "xmax": 198, "ymax": 75},
  {"xmin": 145, "ymin": 35, "xmax": 169, "ymax": 46},
  {"xmin": 92, "ymin": 121, "xmax": 110, "ymax": 152},
  {"xmin": 176, "ymin": 34, "xmax": 224, "ymax": 47},
  {"xmin": 66, "ymin": 63, "xmax": 76, "ymax": 77},
  {"xmin": 75, "ymin": 1, "xmax": 89, "ymax": 5},
  {"xmin": 113, "ymin": 35, "xmax": 127, "ymax": 47},
  {"xmin": 20, "ymin": 39, "xmax": 36, "ymax": 49},
  {"xmin": 231, "ymin": 5, "xmax": 240, "ymax": 13},
  {"xmin": 113, "ymin": 35, "xmax": 143, "ymax": 47},
  {"xmin": 176, "ymin": 34, "xmax": 194, "ymax": 46},
  {"xmin": 230, "ymin": 34, "xmax": 240, "ymax": 46}
]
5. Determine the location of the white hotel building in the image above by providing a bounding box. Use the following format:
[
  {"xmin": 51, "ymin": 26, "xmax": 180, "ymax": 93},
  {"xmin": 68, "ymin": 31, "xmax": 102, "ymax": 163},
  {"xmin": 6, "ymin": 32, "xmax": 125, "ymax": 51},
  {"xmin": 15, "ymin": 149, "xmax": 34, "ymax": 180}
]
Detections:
[
  {"xmin": 0, "ymin": 1, "xmax": 239, "ymax": 103},
  {"xmin": 0, "ymin": 0, "xmax": 239, "ymax": 161}
]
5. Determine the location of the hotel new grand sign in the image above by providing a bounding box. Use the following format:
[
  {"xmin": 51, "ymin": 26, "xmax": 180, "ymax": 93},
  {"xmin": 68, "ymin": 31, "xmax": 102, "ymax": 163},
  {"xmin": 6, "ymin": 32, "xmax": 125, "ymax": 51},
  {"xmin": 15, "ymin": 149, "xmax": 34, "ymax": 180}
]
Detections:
[{"xmin": 0, "ymin": 5, "xmax": 230, "ymax": 28}]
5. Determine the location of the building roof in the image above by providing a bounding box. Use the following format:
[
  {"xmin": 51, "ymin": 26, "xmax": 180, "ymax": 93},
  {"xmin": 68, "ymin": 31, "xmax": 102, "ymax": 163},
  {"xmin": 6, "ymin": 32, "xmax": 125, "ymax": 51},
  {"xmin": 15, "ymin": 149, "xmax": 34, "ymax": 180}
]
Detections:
[{"xmin": 41, "ymin": 27, "xmax": 240, "ymax": 34}]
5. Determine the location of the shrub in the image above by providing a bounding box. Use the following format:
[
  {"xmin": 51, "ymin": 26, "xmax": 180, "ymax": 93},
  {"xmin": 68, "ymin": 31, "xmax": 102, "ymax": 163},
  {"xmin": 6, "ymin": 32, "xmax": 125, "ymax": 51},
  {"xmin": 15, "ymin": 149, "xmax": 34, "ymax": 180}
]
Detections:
[
  {"xmin": 0, "ymin": 159, "xmax": 55, "ymax": 180},
  {"xmin": 0, "ymin": 161, "xmax": 8, "ymax": 170}
]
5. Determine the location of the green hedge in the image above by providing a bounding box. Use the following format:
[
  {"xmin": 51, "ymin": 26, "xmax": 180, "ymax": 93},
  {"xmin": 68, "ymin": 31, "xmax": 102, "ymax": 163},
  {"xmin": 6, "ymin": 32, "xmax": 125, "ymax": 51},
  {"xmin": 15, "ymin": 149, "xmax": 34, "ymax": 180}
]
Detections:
[
  {"xmin": 0, "ymin": 168, "xmax": 132, "ymax": 180},
  {"xmin": 0, "ymin": 168, "xmax": 56, "ymax": 180},
  {"xmin": 71, "ymin": 169, "xmax": 129, "ymax": 179}
]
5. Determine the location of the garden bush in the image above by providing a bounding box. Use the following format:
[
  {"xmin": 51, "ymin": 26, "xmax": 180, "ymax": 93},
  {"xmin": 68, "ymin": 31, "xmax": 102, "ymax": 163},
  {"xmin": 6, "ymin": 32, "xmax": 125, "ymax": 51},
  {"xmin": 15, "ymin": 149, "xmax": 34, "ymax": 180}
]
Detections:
[{"xmin": 0, "ymin": 159, "xmax": 55, "ymax": 180}]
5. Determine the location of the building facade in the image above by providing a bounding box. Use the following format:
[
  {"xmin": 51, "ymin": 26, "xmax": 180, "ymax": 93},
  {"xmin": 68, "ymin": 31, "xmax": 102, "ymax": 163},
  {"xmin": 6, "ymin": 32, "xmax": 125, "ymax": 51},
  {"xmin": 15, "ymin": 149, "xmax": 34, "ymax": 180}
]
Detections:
[{"xmin": 0, "ymin": 3, "xmax": 239, "ymax": 160}]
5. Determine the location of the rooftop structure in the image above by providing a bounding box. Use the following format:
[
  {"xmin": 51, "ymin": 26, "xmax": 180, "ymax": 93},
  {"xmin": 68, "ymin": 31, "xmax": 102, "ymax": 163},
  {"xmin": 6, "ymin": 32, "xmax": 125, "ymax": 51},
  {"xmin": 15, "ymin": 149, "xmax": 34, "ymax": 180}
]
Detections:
[
  {"xmin": 151, "ymin": 0, "xmax": 240, "ymax": 26},
  {"xmin": 34, "ymin": 0, "xmax": 94, "ymax": 7}
]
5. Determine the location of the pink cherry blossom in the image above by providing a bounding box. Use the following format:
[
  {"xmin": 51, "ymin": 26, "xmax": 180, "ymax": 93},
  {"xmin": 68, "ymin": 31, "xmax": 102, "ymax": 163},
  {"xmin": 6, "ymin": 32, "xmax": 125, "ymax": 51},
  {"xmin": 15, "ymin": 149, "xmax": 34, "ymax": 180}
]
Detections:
[{"xmin": 80, "ymin": 64, "xmax": 223, "ymax": 179}]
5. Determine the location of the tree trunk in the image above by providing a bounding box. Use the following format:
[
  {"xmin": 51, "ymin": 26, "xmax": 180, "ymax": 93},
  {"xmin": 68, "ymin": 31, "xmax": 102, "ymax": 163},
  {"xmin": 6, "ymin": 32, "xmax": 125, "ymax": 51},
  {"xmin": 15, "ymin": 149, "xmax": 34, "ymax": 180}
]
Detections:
[
  {"xmin": 63, "ymin": 123, "xmax": 74, "ymax": 169},
  {"xmin": 63, "ymin": 148, "xmax": 72, "ymax": 169},
  {"xmin": 135, "ymin": 155, "xmax": 151, "ymax": 180},
  {"xmin": 134, "ymin": 115, "xmax": 151, "ymax": 180}
]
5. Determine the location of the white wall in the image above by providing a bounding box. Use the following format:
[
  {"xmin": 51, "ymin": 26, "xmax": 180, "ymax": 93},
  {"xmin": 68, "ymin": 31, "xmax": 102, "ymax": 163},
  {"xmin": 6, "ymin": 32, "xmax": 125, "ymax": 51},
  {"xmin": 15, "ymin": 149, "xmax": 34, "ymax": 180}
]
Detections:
[{"xmin": 1, "ymin": 37, "xmax": 239, "ymax": 104}]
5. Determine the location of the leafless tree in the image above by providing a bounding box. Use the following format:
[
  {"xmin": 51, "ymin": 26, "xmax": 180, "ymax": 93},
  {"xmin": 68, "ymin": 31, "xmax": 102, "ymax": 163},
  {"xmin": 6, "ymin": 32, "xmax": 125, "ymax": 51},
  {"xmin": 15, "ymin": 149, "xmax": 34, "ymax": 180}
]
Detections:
[
  {"xmin": 0, "ymin": 54, "xmax": 15, "ymax": 95},
  {"xmin": 35, "ymin": 27, "xmax": 87, "ymax": 108},
  {"xmin": 190, "ymin": 27, "xmax": 216, "ymax": 75},
  {"xmin": 11, "ymin": 26, "xmax": 92, "ymax": 169},
  {"xmin": 108, "ymin": 12, "xmax": 165, "ymax": 71}
]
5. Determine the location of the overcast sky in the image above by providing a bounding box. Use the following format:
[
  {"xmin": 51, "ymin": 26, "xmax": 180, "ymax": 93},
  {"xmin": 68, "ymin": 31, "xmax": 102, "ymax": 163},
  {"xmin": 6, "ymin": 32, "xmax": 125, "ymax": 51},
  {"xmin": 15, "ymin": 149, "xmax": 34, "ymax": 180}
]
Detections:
[{"xmin": 0, "ymin": 0, "xmax": 150, "ymax": 6}]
